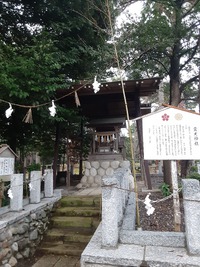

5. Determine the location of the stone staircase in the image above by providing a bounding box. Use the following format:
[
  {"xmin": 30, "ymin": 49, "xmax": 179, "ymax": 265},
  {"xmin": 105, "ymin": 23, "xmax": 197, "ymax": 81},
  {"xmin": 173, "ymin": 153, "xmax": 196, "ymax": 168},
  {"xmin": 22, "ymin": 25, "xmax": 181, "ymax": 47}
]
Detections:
[{"xmin": 35, "ymin": 195, "xmax": 101, "ymax": 259}]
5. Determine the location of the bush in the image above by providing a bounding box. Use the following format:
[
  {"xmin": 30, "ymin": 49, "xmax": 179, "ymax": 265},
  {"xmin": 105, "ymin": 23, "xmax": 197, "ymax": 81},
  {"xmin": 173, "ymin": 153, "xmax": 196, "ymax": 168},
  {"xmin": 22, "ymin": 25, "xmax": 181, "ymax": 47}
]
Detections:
[
  {"xmin": 187, "ymin": 172, "xmax": 200, "ymax": 181},
  {"xmin": 27, "ymin": 163, "xmax": 41, "ymax": 173},
  {"xmin": 160, "ymin": 183, "xmax": 171, "ymax": 197}
]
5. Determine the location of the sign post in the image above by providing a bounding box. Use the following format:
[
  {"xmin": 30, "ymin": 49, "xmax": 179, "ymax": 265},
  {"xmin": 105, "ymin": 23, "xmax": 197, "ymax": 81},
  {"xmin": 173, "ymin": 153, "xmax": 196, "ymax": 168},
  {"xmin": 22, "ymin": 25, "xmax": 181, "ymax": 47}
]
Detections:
[
  {"xmin": 171, "ymin": 160, "xmax": 181, "ymax": 231},
  {"xmin": 142, "ymin": 106, "xmax": 200, "ymax": 231}
]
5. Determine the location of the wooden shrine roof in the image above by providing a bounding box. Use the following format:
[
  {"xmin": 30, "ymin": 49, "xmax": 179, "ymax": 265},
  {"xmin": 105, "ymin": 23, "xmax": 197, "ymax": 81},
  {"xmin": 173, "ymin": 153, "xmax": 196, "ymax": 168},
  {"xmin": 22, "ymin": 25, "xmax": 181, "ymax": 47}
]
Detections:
[{"xmin": 57, "ymin": 77, "xmax": 162, "ymax": 129}]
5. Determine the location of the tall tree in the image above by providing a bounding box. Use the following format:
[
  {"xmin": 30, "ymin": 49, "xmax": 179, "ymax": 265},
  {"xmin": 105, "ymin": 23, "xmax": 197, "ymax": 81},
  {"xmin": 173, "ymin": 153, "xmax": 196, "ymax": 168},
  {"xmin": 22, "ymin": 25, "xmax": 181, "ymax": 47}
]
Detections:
[
  {"xmin": 118, "ymin": 0, "xmax": 199, "ymax": 106},
  {"xmin": 0, "ymin": 0, "xmax": 115, "ymax": 181},
  {"xmin": 117, "ymin": 0, "xmax": 200, "ymax": 184}
]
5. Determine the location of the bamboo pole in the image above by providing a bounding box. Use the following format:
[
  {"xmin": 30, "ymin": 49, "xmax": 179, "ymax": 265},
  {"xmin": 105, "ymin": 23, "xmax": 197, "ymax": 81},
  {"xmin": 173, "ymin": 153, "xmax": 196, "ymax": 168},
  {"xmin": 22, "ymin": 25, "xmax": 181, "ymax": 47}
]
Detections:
[{"xmin": 106, "ymin": 0, "xmax": 140, "ymax": 228}]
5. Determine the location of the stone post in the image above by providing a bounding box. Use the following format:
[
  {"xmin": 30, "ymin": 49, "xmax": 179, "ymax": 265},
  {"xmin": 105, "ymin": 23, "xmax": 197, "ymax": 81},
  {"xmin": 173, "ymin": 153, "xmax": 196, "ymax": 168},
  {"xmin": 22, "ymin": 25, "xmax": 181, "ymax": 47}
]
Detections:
[
  {"xmin": 115, "ymin": 169, "xmax": 123, "ymax": 225},
  {"xmin": 102, "ymin": 176, "xmax": 119, "ymax": 248},
  {"xmin": 30, "ymin": 171, "xmax": 41, "ymax": 204},
  {"xmin": 182, "ymin": 179, "xmax": 200, "ymax": 255},
  {"xmin": 10, "ymin": 174, "xmax": 23, "ymax": 211},
  {"xmin": 44, "ymin": 169, "xmax": 53, "ymax": 198}
]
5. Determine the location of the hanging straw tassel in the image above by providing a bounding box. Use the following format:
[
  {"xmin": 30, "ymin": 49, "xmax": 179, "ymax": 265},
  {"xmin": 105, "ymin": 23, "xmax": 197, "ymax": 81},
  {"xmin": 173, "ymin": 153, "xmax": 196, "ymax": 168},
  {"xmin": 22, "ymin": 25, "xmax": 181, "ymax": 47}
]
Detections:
[
  {"xmin": 75, "ymin": 91, "xmax": 81, "ymax": 107},
  {"xmin": 23, "ymin": 108, "xmax": 33, "ymax": 123}
]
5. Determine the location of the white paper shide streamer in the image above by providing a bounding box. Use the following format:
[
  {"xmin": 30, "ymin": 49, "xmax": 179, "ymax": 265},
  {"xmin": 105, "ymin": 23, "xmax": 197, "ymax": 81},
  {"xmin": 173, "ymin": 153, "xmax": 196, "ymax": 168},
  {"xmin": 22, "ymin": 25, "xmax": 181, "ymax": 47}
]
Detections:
[
  {"xmin": 144, "ymin": 193, "xmax": 155, "ymax": 216},
  {"xmin": 8, "ymin": 188, "xmax": 13, "ymax": 199},
  {"xmin": 29, "ymin": 182, "xmax": 35, "ymax": 191},
  {"xmin": 49, "ymin": 100, "xmax": 56, "ymax": 117},
  {"xmin": 92, "ymin": 76, "xmax": 101, "ymax": 93},
  {"xmin": 5, "ymin": 103, "xmax": 14, "ymax": 118}
]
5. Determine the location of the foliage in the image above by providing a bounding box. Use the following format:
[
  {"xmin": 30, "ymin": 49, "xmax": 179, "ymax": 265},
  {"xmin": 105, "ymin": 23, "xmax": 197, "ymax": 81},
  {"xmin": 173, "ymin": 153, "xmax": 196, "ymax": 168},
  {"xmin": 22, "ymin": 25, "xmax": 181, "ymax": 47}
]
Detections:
[
  {"xmin": 187, "ymin": 165, "xmax": 200, "ymax": 181},
  {"xmin": 187, "ymin": 172, "xmax": 200, "ymax": 181},
  {"xmin": 160, "ymin": 182, "xmax": 171, "ymax": 197},
  {"xmin": 0, "ymin": 0, "xmax": 117, "ymax": 170},
  {"xmin": 117, "ymin": 0, "xmax": 200, "ymax": 106},
  {"xmin": 26, "ymin": 163, "xmax": 41, "ymax": 173},
  {"xmin": 189, "ymin": 165, "xmax": 198, "ymax": 173}
]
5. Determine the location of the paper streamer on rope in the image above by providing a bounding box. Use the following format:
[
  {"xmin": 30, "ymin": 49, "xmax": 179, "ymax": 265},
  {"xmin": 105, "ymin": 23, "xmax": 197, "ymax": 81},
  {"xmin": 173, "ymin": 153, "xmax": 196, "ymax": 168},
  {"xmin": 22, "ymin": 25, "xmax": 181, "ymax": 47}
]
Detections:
[
  {"xmin": 144, "ymin": 193, "xmax": 155, "ymax": 216},
  {"xmin": 29, "ymin": 182, "xmax": 35, "ymax": 191},
  {"xmin": 92, "ymin": 76, "xmax": 101, "ymax": 93},
  {"xmin": 5, "ymin": 103, "xmax": 14, "ymax": 118},
  {"xmin": 49, "ymin": 100, "xmax": 56, "ymax": 117},
  {"xmin": 8, "ymin": 188, "xmax": 13, "ymax": 199},
  {"xmin": 23, "ymin": 108, "xmax": 33, "ymax": 123}
]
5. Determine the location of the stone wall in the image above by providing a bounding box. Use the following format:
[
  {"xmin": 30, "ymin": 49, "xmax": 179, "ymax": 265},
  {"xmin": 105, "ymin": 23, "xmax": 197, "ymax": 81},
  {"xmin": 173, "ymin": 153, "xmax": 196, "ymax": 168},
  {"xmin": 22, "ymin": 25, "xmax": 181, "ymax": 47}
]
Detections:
[
  {"xmin": 0, "ymin": 193, "xmax": 61, "ymax": 267},
  {"xmin": 77, "ymin": 160, "xmax": 131, "ymax": 189},
  {"xmin": 81, "ymin": 178, "xmax": 200, "ymax": 267},
  {"xmin": 182, "ymin": 178, "xmax": 200, "ymax": 255}
]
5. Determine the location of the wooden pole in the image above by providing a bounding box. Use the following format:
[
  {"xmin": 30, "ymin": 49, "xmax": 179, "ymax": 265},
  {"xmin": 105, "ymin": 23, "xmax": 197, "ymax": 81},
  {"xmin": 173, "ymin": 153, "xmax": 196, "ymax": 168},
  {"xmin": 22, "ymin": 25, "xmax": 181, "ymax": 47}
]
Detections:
[
  {"xmin": 171, "ymin": 160, "xmax": 181, "ymax": 231},
  {"xmin": 106, "ymin": 0, "xmax": 140, "ymax": 228}
]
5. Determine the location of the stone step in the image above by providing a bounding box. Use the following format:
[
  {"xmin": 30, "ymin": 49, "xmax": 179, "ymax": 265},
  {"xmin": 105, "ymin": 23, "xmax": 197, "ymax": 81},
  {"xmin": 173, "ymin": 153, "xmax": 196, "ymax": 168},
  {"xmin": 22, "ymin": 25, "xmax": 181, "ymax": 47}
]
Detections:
[
  {"xmin": 53, "ymin": 206, "xmax": 101, "ymax": 217},
  {"xmin": 51, "ymin": 216, "xmax": 100, "ymax": 229},
  {"xmin": 44, "ymin": 228, "xmax": 95, "ymax": 243},
  {"xmin": 35, "ymin": 196, "xmax": 101, "ymax": 260},
  {"xmin": 38, "ymin": 242, "xmax": 87, "ymax": 257},
  {"xmin": 58, "ymin": 196, "xmax": 101, "ymax": 208}
]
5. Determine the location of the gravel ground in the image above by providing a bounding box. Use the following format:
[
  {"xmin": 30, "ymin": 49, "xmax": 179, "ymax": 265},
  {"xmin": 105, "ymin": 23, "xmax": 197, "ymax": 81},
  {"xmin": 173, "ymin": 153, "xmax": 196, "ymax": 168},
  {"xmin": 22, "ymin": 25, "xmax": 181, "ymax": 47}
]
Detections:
[{"xmin": 138, "ymin": 191, "xmax": 185, "ymax": 232}]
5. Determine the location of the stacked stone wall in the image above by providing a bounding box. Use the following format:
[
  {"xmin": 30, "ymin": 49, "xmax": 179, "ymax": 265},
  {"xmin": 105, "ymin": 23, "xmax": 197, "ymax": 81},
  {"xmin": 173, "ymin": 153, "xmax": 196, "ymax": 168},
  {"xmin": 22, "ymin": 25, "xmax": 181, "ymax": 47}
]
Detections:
[
  {"xmin": 0, "ymin": 202, "xmax": 56, "ymax": 267},
  {"xmin": 77, "ymin": 160, "xmax": 131, "ymax": 189}
]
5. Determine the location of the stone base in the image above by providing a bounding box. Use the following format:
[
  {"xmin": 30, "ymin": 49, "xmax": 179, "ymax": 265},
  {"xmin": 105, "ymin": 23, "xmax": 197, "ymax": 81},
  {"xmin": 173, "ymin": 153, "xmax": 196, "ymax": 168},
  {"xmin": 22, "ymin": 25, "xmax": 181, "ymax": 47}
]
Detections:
[
  {"xmin": 77, "ymin": 160, "xmax": 131, "ymax": 189},
  {"xmin": 88, "ymin": 154, "xmax": 123, "ymax": 161},
  {"xmin": 81, "ymin": 224, "xmax": 200, "ymax": 267}
]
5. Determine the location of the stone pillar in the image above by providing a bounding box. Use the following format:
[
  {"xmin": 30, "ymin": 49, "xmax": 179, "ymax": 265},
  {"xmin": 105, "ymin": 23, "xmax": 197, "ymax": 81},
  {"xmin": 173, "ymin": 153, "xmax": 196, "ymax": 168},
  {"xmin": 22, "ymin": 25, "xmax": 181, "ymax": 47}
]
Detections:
[
  {"xmin": 121, "ymin": 171, "xmax": 127, "ymax": 214},
  {"xmin": 182, "ymin": 179, "xmax": 200, "ymax": 255},
  {"xmin": 44, "ymin": 169, "xmax": 53, "ymax": 198},
  {"xmin": 102, "ymin": 176, "xmax": 119, "ymax": 248},
  {"xmin": 10, "ymin": 174, "xmax": 23, "ymax": 211},
  {"xmin": 124, "ymin": 170, "xmax": 129, "ymax": 204},
  {"xmin": 30, "ymin": 171, "xmax": 41, "ymax": 204},
  {"xmin": 116, "ymin": 169, "xmax": 123, "ymax": 225}
]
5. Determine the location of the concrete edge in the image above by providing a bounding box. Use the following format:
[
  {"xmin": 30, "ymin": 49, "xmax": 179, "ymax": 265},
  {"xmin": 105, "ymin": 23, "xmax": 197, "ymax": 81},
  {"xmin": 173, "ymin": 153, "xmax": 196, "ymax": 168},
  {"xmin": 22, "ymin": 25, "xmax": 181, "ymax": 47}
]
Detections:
[
  {"xmin": 0, "ymin": 193, "xmax": 61, "ymax": 229},
  {"xmin": 120, "ymin": 230, "xmax": 186, "ymax": 248},
  {"xmin": 81, "ymin": 223, "xmax": 144, "ymax": 267},
  {"xmin": 81, "ymin": 225, "xmax": 200, "ymax": 267},
  {"xmin": 121, "ymin": 191, "xmax": 136, "ymax": 230}
]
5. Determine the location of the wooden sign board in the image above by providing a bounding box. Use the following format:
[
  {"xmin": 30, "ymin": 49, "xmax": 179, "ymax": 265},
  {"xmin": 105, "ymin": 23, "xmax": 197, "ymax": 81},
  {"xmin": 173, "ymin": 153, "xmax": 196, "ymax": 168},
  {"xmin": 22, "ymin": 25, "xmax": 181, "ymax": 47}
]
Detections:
[
  {"xmin": 0, "ymin": 175, "xmax": 11, "ymax": 182},
  {"xmin": 0, "ymin": 158, "xmax": 15, "ymax": 175},
  {"xmin": 142, "ymin": 107, "xmax": 200, "ymax": 160}
]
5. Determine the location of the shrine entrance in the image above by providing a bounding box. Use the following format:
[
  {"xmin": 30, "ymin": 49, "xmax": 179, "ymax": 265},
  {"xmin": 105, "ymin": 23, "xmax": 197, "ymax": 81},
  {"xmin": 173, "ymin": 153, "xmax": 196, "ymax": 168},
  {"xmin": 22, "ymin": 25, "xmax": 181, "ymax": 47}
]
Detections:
[
  {"xmin": 87, "ymin": 117, "xmax": 126, "ymax": 161},
  {"xmin": 57, "ymin": 77, "xmax": 162, "ymax": 187}
]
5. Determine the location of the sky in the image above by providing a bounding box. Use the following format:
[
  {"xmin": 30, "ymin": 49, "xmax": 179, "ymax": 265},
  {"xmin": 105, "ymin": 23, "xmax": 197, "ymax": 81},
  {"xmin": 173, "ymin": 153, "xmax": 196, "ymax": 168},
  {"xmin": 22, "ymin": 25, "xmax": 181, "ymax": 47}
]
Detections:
[{"xmin": 116, "ymin": 2, "xmax": 143, "ymax": 27}]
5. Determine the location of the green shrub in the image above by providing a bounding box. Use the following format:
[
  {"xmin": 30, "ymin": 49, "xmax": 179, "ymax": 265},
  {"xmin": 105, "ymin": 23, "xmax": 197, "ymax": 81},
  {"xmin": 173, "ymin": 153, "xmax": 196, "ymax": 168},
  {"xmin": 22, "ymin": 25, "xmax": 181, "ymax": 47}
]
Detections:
[
  {"xmin": 187, "ymin": 172, "xmax": 200, "ymax": 181},
  {"xmin": 27, "ymin": 163, "xmax": 41, "ymax": 173},
  {"xmin": 189, "ymin": 166, "xmax": 198, "ymax": 173},
  {"xmin": 160, "ymin": 183, "xmax": 171, "ymax": 197}
]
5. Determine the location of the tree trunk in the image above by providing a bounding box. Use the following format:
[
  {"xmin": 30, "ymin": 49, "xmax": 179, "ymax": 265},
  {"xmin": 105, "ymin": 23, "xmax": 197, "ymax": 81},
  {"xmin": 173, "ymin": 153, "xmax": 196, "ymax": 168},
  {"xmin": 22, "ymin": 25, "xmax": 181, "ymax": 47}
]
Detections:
[
  {"xmin": 163, "ymin": 160, "xmax": 172, "ymax": 188},
  {"xmin": 53, "ymin": 123, "xmax": 61, "ymax": 188},
  {"xmin": 79, "ymin": 119, "xmax": 83, "ymax": 179},
  {"xmin": 180, "ymin": 160, "xmax": 192, "ymax": 178},
  {"xmin": 166, "ymin": 13, "xmax": 182, "ymax": 185}
]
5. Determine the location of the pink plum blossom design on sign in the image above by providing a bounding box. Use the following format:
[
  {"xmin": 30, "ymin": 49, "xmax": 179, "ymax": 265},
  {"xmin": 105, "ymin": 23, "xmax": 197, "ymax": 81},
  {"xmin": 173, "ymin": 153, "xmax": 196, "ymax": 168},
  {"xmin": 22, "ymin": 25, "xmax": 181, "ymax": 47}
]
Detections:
[{"xmin": 162, "ymin": 113, "xmax": 169, "ymax": 121}]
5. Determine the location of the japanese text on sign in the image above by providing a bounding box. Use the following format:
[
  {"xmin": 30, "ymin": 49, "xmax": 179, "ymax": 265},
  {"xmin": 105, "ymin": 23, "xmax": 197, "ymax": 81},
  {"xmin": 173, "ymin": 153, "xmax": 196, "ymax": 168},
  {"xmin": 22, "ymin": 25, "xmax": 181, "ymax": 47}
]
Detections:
[
  {"xmin": 143, "ymin": 108, "xmax": 200, "ymax": 160},
  {"xmin": 0, "ymin": 158, "xmax": 14, "ymax": 175}
]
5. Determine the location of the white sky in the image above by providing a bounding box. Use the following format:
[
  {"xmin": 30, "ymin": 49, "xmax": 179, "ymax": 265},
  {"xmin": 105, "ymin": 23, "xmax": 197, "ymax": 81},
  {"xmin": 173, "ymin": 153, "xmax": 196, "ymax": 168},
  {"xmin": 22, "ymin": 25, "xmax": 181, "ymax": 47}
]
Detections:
[{"xmin": 116, "ymin": 2, "xmax": 143, "ymax": 27}]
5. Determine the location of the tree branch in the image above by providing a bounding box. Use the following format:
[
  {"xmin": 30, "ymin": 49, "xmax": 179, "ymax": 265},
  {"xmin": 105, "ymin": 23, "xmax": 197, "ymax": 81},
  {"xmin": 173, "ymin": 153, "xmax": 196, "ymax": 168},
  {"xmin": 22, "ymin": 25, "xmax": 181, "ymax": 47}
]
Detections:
[
  {"xmin": 182, "ymin": 0, "xmax": 200, "ymax": 19},
  {"xmin": 179, "ymin": 40, "xmax": 199, "ymax": 71},
  {"xmin": 180, "ymin": 75, "xmax": 199, "ymax": 93}
]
